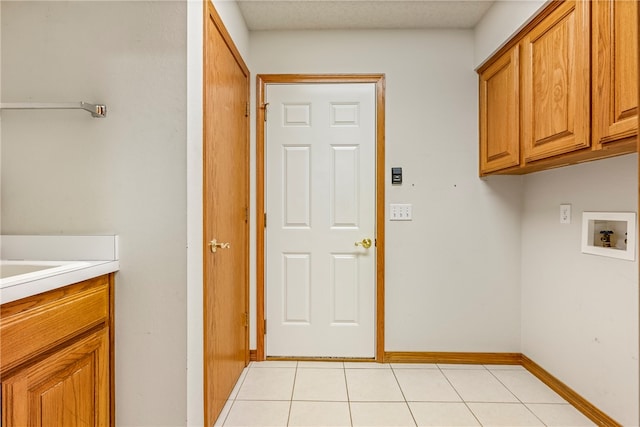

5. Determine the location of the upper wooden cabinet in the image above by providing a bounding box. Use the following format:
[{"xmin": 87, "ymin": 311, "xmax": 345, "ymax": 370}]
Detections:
[
  {"xmin": 478, "ymin": 0, "xmax": 638, "ymax": 176},
  {"xmin": 479, "ymin": 46, "xmax": 520, "ymax": 174},
  {"xmin": 521, "ymin": 0, "xmax": 591, "ymax": 162},
  {"xmin": 592, "ymin": 0, "xmax": 638, "ymax": 148}
]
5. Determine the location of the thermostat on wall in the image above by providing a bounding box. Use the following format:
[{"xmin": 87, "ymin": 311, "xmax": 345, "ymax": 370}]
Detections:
[{"xmin": 391, "ymin": 167, "xmax": 402, "ymax": 184}]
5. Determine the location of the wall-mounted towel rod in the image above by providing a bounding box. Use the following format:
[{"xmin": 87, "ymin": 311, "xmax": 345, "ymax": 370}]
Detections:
[{"xmin": 0, "ymin": 102, "xmax": 107, "ymax": 118}]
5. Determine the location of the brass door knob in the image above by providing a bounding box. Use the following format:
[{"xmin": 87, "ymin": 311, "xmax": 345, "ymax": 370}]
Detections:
[
  {"xmin": 209, "ymin": 238, "xmax": 231, "ymax": 253},
  {"xmin": 354, "ymin": 238, "xmax": 372, "ymax": 249}
]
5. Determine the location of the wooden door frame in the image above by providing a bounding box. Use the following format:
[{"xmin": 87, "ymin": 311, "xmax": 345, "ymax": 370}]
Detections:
[
  {"xmin": 203, "ymin": 1, "xmax": 250, "ymax": 424},
  {"xmin": 255, "ymin": 74, "xmax": 386, "ymax": 361}
]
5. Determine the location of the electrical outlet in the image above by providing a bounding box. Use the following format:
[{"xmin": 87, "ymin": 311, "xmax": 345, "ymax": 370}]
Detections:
[
  {"xmin": 560, "ymin": 204, "xmax": 571, "ymax": 224},
  {"xmin": 390, "ymin": 204, "xmax": 412, "ymax": 221}
]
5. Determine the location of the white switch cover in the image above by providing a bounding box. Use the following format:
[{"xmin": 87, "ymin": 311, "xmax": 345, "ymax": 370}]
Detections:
[
  {"xmin": 390, "ymin": 203, "xmax": 412, "ymax": 221},
  {"xmin": 560, "ymin": 204, "xmax": 571, "ymax": 224}
]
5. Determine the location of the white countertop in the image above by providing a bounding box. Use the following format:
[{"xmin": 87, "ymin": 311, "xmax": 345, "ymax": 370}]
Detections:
[
  {"xmin": 1, "ymin": 235, "xmax": 119, "ymax": 304},
  {"xmin": 1, "ymin": 260, "xmax": 119, "ymax": 304}
]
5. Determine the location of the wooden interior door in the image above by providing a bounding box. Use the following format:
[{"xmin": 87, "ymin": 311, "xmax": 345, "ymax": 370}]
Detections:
[{"xmin": 203, "ymin": 2, "xmax": 250, "ymax": 425}]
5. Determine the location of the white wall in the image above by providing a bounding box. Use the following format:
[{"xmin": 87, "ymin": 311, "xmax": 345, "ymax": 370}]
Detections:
[
  {"xmin": 186, "ymin": 1, "xmax": 205, "ymax": 425},
  {"xmin": 521, "ymin": 155, "xmax": 639, "ymax": 426},
  {"xmin": 1, "ymin": 2, "xmax": 188, "ymax": 426},
  {"xmin": 250, "ymin": 30, "xmax": 524, "ymax": 352},
  {"xmin": 212, "ymin": 0, "xmax": 250, "ymax": 61},
  {"xmin": 474, "ymin": 0, "xmax": 547, "ymax": 67}
]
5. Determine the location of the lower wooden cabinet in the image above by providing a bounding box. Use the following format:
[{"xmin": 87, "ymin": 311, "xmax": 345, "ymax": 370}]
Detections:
[
  {"xmin": 2, "ymin": 329, "xmax": 109, "ymax": 427},
  {"xmin": 1, "ymin": 274, "xmax": 114, "ymax": 427}
]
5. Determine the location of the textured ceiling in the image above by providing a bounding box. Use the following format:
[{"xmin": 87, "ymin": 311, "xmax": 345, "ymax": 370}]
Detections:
[{"xmin": 237, "ymin": 0, "xmax": 495, "ymax": 31}]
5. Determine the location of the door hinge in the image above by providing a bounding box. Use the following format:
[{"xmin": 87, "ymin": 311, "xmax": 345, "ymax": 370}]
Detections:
[
  {"xmin": 245, "ymin": 207, "xmax": 249, "ymax": 222},
  {"xmin": 264, "ymin": 213, "xmax": 267, "ymax": 228},
  {"xmin": 245, "ymin": 102, "xmax": 250, "ymax": 118},
  {"xmin": 264, "ymin": 319, "xmax": 267, "ymax": 334},
  {"xmin": 262, "ymin": 102, "xmax": 269, "ymax": 122},
  {"xmin": 243, "ymin": 312, "xmax": 249, "ymax": 327}
]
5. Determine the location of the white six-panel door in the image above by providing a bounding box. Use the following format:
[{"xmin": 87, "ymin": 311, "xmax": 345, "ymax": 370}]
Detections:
[{"xmin": 265, "ymin": 83, "xmax": 376, "ymax": 357}]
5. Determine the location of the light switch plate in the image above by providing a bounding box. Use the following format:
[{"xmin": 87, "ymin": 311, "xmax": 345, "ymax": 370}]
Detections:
[
  {"xmin": 560, "ymin": 204, "xmax": 571, "ymax": 224},
  {"xmin": 390, "ymin": 203, "xmax": 412, "ymax": 221}
]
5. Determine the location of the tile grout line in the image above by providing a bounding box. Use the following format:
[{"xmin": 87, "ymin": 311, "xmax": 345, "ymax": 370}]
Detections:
[
  {"xmin": 437, "ymin": 364, "xmax": 484, "ymax": 426},
  {"xmin": 218, "ymin": 393, "xmax": 236, "ymax": 426},
  {"xmin": 389, "ymin": 364, "xmax": 419, "ymax": 427},
  {"xmin": 286, "ymin": 361, "xmax": 299, "ymax": 427},
  {"xmin": 219, "ymin": 365, "xmax": 250, "ymax": 427},
  {"xmin": 485, "ymin": 367, "xmax": 549, "ymax": 426},
  {"xmin": 343, "ymin": 364, "xmax": 354, "ymax": 427}
]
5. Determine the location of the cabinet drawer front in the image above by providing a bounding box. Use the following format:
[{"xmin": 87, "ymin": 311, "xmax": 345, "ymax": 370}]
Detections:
[{"xmin": 1, "ymin": 275, "xmax": 109, "ymax": 374}]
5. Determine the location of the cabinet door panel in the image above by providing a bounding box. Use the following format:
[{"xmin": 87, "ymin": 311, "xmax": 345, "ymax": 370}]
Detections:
[
  {"xmin": 38, "ymin": 353, "xmax": 95, "ymax": 427},
  {"xmin": 480, "ymin": 46, "xmax": 520, "ymax": 174},
  {"xmin": 593, "ymin": 0, "xmax": 638, "ymax": 146},
  {"xmin": 2, "ymin": 329, "xmax": 109, "ymax": 427},
  {"xmin": 522, "ymin": 0, "xmax": 590, "ymax": 162}
]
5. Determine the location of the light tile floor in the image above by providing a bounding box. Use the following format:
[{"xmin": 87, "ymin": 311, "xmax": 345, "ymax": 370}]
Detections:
[{"xmin": 215, "ymin": 361, "xmax": 596, "ymax": 427}]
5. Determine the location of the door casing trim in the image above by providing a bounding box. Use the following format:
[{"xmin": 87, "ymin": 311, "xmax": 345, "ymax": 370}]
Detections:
[{"xmin": 256, "ymin": 74, "xmax": 386, "ymax": 361}]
